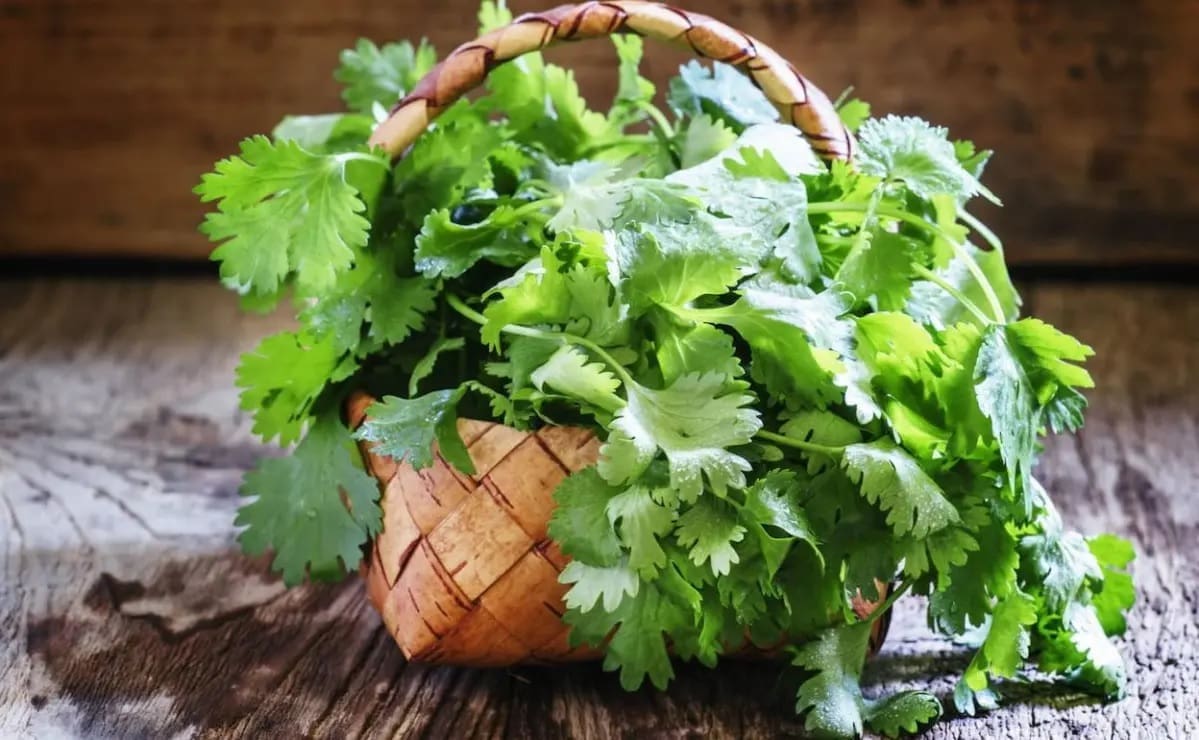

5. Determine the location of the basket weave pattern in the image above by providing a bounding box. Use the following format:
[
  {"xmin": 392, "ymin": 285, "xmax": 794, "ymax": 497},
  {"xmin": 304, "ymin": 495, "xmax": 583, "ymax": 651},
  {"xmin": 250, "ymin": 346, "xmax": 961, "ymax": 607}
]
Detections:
[{"xmin": 348, "ymin": 393, "xmax": 604, "ymax": 664}]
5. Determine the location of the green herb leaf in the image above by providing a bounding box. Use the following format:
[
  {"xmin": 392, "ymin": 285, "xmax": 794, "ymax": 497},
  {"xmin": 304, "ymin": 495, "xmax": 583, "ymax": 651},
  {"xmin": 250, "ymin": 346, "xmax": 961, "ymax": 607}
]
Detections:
[
  {"xmin": 842, "ymin": 441, "xmax": 960, "ymax": 538},
  {"xmin": 599, "ymin": 373, "xmax": 761, "ymax": 501},
  {"xmin": 675, "ymin": 497, "xmax": 746, "ymax": 576},
  {"xmin": 549, "ymin": 467, "xmax": 624, "ymax": 566},
  {"xmin": 335, "ymin": 38, "xmax": 437, "ymax": 114},
  {"xmin": 857, "ymin": 115, "xmax": 998, "ymax": 203},
  {"xmin": 236, "ymin": 330, "xmax": 355, "ymax": 444},
  {"xmin": 237, "ymin": 415, "xmax": 380, "ymax": 585},
  {"xmin": 668, "ymin": 61, "xmax": 778, "ymax": 132},
  {"xmin": 197, "ymin": 136, "xmax": 376, "ymax": 296},
  {"xmin": 354, "ymin": 388, "xmax": 475, "ymax": 474}
]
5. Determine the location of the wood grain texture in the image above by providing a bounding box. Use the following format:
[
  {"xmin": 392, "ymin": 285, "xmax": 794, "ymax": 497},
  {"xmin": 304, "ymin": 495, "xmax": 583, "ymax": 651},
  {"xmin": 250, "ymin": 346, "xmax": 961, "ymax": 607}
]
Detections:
[
  {"xmin": 1, "ymin": 277, "xmax": 1196, "ymax": 738},
  {"xmin": 2, "ymin": 0, "xmax": 1197, "ymax": 265}
]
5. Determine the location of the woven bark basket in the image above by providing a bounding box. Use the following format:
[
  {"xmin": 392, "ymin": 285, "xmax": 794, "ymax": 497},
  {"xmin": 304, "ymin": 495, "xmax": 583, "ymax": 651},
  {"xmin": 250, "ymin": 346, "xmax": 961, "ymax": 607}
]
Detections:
[{"xmin": 349, "ymin": 1, "xmax": 892, "ymax": 667}]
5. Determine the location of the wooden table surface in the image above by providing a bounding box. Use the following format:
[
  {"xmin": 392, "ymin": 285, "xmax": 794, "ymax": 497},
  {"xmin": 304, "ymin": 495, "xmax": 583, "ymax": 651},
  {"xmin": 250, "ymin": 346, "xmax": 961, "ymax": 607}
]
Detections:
[{"xmin": 1, "ymin": 277, "xmax": 1196, "ymax": 738}]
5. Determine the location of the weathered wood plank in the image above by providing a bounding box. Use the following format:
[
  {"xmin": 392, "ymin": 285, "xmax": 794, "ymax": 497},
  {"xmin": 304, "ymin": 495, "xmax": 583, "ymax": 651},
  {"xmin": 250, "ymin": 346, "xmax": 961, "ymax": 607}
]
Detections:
[
  {"xmin": 2, "ymin": 0, "xmax": 1198, "ymax": 265},
  {"xmin": 0, "ymin": 277, "xmax": 1196, "ymax": 738}
]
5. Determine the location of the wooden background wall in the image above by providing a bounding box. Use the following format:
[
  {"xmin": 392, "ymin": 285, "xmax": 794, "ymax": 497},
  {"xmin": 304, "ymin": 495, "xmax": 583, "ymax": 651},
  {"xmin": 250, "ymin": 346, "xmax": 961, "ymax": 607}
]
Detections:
[{"xmin": 2, "ymin": 0, "xmax": 1196, "ymax": 266}]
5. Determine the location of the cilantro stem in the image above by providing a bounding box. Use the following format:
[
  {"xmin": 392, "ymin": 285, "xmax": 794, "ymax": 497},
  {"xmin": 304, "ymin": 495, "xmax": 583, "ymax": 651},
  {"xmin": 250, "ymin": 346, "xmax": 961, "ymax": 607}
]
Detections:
[
  {"xmin": 849, "ymin": 187, "xmax": 885, "ymax": 260},
  {"xmin": 638, "ymin": 101, "xmax": 675, "ymax": 140},
  {"xmin": 445, "ymin": 293, "xmax": 636, "ymax": 387},
  {"xmin": 911, "ymin": 265, "xmax": 993, "ymax": 325},
  {"xmin": 510, "ymin": 195, "xmax": 564, "ymax": 221},
  {"xmin": 580, "ymin": 135, "xmax": 659, "ymax": 158},
  {"xmin": 807, "ymin": 200, "xmax": 1007, "ymax": 323},
  {"xmin": 958, "ymin": 209, "xmax": 1004, "ymax": 253},
  {"xmin": 864, "ymin": 579, "xmax": 912, "ymax": 625},
  {"xmin": 755, "ymin": 429, "xmax": 845, "ymax": 458}
]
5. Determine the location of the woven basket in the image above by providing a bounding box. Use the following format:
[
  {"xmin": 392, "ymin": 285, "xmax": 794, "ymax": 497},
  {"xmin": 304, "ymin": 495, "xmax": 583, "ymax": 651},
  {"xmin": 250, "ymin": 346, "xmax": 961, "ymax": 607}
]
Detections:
[{"xmin": 349, "ymin": 1, "xmax": 891, "ymax": 667}]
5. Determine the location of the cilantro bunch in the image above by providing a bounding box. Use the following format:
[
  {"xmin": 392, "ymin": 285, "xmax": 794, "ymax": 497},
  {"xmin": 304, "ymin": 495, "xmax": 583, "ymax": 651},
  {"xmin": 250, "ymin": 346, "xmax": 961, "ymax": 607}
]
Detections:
[{"xmin": 197, "ymin": 4, "xmax": 1135, "ymax": 736}]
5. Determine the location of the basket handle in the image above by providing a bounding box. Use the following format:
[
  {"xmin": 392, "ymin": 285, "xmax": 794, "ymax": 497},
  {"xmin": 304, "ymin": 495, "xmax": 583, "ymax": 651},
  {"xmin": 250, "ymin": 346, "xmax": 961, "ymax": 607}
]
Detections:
[{"xmin": 368, "ymin": 1, "xmax": 852, "ymax": 161}]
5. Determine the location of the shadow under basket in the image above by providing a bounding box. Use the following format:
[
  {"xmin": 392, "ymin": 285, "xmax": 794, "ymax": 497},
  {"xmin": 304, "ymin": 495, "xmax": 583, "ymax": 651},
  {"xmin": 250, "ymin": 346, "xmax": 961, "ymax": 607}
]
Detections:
[{"xmin": 346, "ymin": 393, "xmax": 891, "ymax": 667}]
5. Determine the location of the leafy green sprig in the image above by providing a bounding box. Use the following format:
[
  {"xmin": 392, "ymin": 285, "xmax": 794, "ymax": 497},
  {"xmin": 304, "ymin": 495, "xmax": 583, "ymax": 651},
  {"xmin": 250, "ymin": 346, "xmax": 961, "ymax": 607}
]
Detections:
[{"xmin": 196, "ymin": 4, "xmax": 1134, "ymax": 736}]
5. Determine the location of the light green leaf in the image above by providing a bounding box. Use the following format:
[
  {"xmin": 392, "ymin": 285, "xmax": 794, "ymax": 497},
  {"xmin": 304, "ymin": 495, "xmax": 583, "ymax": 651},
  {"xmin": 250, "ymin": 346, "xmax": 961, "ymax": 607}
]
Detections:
[
  {"xmin": 975, "ymin": 324, "xmax": 1038, "ymax": 498},
  {"xmin": 532, "ymin": 345, "xmax": 624, "ymax": 413},
  {"xmin": 792, "ymin": 622, "xmax": 872, "ymax": 737},
  {"xmin": 599, "ymin": 373, "xmax": 761, "ymax": 501},
  {"xmin": 336, "ymin": 38, "xmax": 437, "ymax": 114},
  {"xmin": 667, "ymin": 60, "xmax": 778, "ymax": 132},
  {"xmin": 197, "ymin": 136, "xmax": 374, "ymax": 295},
  {"xmin": 549, "ymin": 467, "xmax": 623, "ymax": 567},
  {"xmin": 560, "ymin": 560, "xmax": 639, "ymax": 613},
  {"xmin": 865, "ymin": 691, "xmax": 942, "ymax": 738},
  {"xmin": 842, "ymin": 440, "xmax": 961, "ymax": 538},
  {"xmin": 607, "ymin": 486, "xmax": 675, "ymax": 577},
  {"xmin": 678, "ymin": 114, "xmax": 738, "ymax": 168},
  {"xmin": 856, "ymin": 115, "xmax": 998, "ymax": 203},
  {"xmin": 272, "ymin": 113, "xmax": 374, "ymax": 152},
  {"xmin": 354, "ymin": 388, "xmax": 474, "ymax": 474},
  {"xmin": 236, "ymin": 330, "xmax": 354, "ymax": 444},
  {"xmin": 781, "ymin": 410, "xmax": 862, "ymax": 474},
  {"xmin": 414, "ymin": 206, "xmax": 537, "ymax": 279},
  {"xmin": 676, "ymin": 498, "xmax": 746, "ymax": 576}
]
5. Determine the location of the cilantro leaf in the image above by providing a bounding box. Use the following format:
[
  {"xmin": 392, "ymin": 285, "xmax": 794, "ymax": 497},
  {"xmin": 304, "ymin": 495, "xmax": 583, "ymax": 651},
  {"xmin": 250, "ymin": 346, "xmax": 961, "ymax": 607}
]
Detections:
[
  {"xmin": 837, "ymin": 98, "xmax": 872, "ymax": 132},
  {"xmin": 668, "ymin": 61, "xmax": 778, "ymax": 132},
  {"xmin": 650, "ymin": 318, "xmax": 743, "ymax": 387},
  {"xmin": 929, "ymin": 517, "xmax": 1019, "ymax": 633},
  {"xmin": 612, "ymin": 218, "xmax": 750, "ymax": 314},
  {"xmin": 237, "ymin": 415, "xmax": 381, "ymax": 585},
  {"xmin": 391, "ymin": 104, "xmax": 501, "ymax": 219},
  {"xmin": 354, "ymin": 388, "xmax": 475, "ymax": 474},
  {"xmin": 531, "ymin": 345, "xmax": 624, "ymax": 413},
  {"xmin": 414, "ymin": 205, "xmax": 538, "ymax": 279},
  {"xmin": 610, "ymin": 34, "xmax": 655, "ymax": 124},
  {"xmin": 677, "ymin": 114, "xmax": 738, "ymax": 168},
  {"xmin": 598, "ymin": 373, "xmax": 761, "ymax": 502},
  {"xmin": 560, "ymin": 560, "xmax": 639, "ymax": 613},
  {"xmin": 959, "ymin": 590, "xmax": 1038, "ymax": 703},
  {"xmin": 865, "ymin": 691, "xmax": 942, "ymax": 738},
  {"xmin": 197, "ymin": 136, "xmax": 375, "ymax": 296},
  {"xmin": 974, "ymin": 325, "xmax": 1039, "ymax": 500},
  {"xmin": 1088, "ymin": 534, "xmax": 1136, "ymax": 635},
  {"xmin": 477, "ymin": 0, "xmax": 511, "ymax": 33},
  {"xmin": 335, "ymin": 38, "xmax": 437, "ymax": 114},
  {"xmin": 781, "ymin": 411, "xmax": 862, "ymax": 474},
  {"xmin": 236, "ymin": 330, "xmax": 355, "ymax": 444},
  {"xmin": 566, "ymin": 583, "xmax": 683, "ymax": 691},
  {"xmin": 1037, "ymin": 601, "xmax": 1128, "ymax": 699},
  {"xmin": 792, "ymin": 622, "xmax": 872, "ymax": 737},
  {"xmin": 856, "ymin": 115, "xmax": 998, "ymax": 203},
  {"xmin": 676, "ymin": 498, "xmax": 746, "ymax": 576},
  {"xmin": 549, "ymin": 467, "xmax": 623, "ymax": 566},
  {"xmin": 841, "ymin": 441, "xmax": 961, "ymax": 538},
  {"xmin": 484, "ymin": 54, "xmax": 613, "ymax": 161},
  {"xmin": 408, "ymin": 336, "xmax": 465, "ymax": 397},
  {"xmin": 273, "ymin": 113, "xmax": 374, "ymax": 152},
  {"xmin": 301, "ymin": 247, "xmax": 437, "ymax": 356},
  {"xmin": 607, "ymin": 486, "xmax": 675, "ymax": 577},
  {"xmin": 906, "ymin": 244, "xmax": 1021, "ymax": 329},
  {"xmin": 837, "ymin": 228, "xmax": 922, "ymax": 310}
]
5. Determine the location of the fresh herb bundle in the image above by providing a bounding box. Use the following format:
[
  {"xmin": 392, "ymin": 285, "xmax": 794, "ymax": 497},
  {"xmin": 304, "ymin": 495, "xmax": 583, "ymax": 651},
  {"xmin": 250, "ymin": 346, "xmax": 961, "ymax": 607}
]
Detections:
[{"xmin": 196, "ymin": 3, "xmax": 1135, "ymax": 736}]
